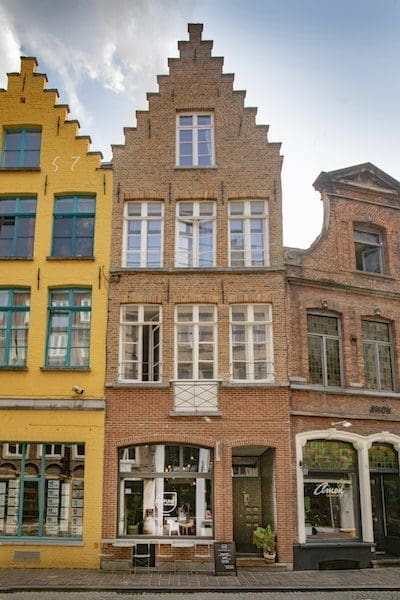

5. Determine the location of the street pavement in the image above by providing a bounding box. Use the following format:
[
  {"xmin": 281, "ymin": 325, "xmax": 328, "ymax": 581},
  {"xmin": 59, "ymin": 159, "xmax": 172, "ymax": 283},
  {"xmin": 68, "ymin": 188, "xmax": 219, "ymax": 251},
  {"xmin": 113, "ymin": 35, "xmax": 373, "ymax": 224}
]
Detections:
[
  {"xmin": 1, "ymin": 593, "xmax": 400, "ymax": 599},
  {"xmin": 1, "ymin": 566, "xmax": 400, "ymax": 594}
]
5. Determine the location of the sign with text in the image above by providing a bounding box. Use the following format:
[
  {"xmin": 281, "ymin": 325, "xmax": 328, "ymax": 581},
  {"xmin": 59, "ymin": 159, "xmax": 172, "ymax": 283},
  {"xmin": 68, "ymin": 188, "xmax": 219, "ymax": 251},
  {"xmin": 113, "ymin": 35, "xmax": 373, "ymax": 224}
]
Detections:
[{"xmin": 214, "ymin": 542, "xmax": 237, "ymax": 576}]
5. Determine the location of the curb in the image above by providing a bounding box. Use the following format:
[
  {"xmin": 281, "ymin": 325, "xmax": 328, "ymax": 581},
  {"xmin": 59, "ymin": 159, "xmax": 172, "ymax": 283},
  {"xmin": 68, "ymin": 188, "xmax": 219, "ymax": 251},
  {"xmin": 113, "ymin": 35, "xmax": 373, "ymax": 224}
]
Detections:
[{"xmin": 2, "ymin": 585, "xmax": 400, "ymax": 593}]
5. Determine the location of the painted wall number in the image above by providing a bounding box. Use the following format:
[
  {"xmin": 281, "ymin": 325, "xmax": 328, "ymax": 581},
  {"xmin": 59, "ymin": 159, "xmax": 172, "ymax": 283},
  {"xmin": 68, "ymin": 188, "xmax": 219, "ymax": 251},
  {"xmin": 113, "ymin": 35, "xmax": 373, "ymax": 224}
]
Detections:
[{"xmin": 51, "ymin": 156, "xmax": 81, "ymax": 171}]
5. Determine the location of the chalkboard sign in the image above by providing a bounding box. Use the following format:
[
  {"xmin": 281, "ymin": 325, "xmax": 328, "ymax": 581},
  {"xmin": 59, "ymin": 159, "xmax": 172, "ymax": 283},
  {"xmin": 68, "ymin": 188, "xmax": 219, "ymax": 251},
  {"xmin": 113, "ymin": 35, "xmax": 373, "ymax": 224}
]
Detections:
[{"xmin": 214, "ymin": 542, "xmax": 237, "ymax": 575}]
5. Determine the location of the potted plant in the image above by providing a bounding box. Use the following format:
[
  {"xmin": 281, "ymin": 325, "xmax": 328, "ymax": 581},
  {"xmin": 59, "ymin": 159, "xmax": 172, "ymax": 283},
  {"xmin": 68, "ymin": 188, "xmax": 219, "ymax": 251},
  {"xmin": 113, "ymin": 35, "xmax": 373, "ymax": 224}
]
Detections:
[{"xmin": 253, "ymin": 524, "xmax": 276, "ymax": 563}]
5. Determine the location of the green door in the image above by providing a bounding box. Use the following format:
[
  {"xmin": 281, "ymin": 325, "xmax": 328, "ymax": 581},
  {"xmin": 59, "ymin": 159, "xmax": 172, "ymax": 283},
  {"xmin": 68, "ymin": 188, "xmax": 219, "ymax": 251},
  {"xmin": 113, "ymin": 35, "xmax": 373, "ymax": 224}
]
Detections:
[{"xmin": 233, "ymin": 476, "xmax": 262, "ymax": 553}]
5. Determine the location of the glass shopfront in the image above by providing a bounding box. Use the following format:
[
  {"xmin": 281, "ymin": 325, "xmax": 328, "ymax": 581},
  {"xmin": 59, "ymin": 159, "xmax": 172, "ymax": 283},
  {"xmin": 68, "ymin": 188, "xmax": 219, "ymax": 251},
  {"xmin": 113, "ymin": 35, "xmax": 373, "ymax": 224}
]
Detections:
[
  {"xmin": 118, "ymin": 444, "xmax": 213, "ymax": 537},
  {"xmin": 0, "ymin": 442, "xmax": 85, "ymax": 538},
  {"xmin": 303, "ymin": 440, "xmax": 361, "ymax": 541}
]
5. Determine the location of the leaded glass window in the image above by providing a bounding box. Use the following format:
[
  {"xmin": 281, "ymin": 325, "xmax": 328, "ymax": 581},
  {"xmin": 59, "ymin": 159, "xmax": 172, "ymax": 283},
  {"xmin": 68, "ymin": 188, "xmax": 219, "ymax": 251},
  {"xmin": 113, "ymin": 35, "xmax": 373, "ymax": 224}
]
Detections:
[
  {"xmin": 369, "ymin": 444, "xmax": 398, "ymax": 471},
  {"xmin": 307, "ymin": 314, "xmax": 342, "ymax": 387},
  {"xmin": 362, "ymin": 320, "xmax": 394, "ymax": 391}
]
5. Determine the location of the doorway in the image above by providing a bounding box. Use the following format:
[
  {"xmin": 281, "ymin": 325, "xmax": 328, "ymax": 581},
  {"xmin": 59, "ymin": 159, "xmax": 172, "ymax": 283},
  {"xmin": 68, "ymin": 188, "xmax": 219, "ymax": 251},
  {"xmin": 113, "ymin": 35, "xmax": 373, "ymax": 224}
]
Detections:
[
  {"xmin": 232, "ymin": 446, "xmax": 275, "ymax": 554},
  {"xmin": 370, "ymin": 473, "xmax": 400, "ymax": 551}
]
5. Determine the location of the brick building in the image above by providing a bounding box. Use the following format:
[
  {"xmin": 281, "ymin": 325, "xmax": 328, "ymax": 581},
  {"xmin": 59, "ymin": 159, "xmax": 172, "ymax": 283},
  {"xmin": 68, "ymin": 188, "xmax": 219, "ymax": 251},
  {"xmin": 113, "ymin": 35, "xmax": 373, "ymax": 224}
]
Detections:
[
  {"xmin": 102, "ymin": 23, "xmax": 293, "ymax": 567},
  {"xmin": 286, "ymin": 163, "xmax": 400, "ymax": 569}
]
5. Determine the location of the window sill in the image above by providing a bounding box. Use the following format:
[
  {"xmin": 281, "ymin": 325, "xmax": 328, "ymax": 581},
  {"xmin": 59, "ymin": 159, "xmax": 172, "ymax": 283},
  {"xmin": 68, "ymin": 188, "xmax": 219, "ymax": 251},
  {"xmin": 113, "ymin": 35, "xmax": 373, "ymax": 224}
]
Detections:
[
  {"xmin": 46, "ymin": 256, "xmax": 95, "ymax": 261},
  {"xmin": 0, "ymin": 167, "xmax": 41, "ymax": 172},
  {"xmin": 222, "ymin": 381, "xmax": 279, "ymax": 388},
  {"xmin": 0, "ymin": 366, "xmax": 28, "ymax": 371},
  {"xmin": 354, "ymin": 269, "xmax": 395, "ymax": 281},
  {"xmin": 40, "ymin": 367, "xmax": 91, "ymax": 372},
  {"xmin": 174, "ymin": 165, "xmax": 218, "ymax": 170},
  {"xmin": 291, "ymin": 383, "xmax": 400, "ymax": 398},
  {"xmin": 0, "ymin": 537, "xmax": 83, "ymax": 545},
  {"xmin": 0, "ymin": 257, "xmax": 33, "ymax": 261},
  {"xmin": 106, "ymin": 381, "xmax": 169, "ymax": 389},
  {"xmin": 170, "ymin": 410, "xmax": 222, "ymax": 417}
]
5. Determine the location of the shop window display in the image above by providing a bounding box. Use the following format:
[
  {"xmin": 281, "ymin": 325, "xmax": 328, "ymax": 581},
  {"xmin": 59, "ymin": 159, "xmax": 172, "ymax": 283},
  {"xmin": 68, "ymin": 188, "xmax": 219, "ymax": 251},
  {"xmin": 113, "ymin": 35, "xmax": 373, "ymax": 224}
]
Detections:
[
  {"xmin": 0, "ymin": 442, "xmax": 85, "ymax": 538},
  {"xmin": 302, "ymin": 440, "xmax": 361, "ymax": 541},
  {"xmin": 118, "ymin": 444, "xmax": 213, "ymax": 538}
]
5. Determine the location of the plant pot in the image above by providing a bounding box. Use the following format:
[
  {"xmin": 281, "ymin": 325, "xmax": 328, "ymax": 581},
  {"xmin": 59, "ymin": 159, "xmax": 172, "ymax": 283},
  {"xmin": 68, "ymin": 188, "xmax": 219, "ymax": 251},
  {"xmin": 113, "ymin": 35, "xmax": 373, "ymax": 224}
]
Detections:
[
  {"xmin": 263, "ymin": 550, "xmax": 276, "ymax": 563},
  {"xmin": 127, "ymin": 524, "xmax": 139, "ymax": 535}
]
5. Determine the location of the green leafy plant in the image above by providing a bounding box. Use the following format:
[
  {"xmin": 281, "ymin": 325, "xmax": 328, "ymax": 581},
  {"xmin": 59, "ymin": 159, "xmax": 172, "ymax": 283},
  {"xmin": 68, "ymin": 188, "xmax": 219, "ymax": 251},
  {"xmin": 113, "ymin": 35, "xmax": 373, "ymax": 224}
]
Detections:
[{"xmin": 252, "ymin": 524, "xmax": 276, "ymax": 554}]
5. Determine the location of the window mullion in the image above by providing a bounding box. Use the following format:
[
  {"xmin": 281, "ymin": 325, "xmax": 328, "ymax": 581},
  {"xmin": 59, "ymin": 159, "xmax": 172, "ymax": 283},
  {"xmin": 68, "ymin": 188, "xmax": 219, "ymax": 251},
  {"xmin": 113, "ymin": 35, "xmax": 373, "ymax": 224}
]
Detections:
[
  {"xmin": 244, "ymin": 217, "xmax": 251, "ymax": 266},
  {"xmin": 375, "ymin": 341, "xmax": 382, "ymax": 390},
  {"xmin": 141, "ymin": 219, "xmax": 148, "ymax": 267}
]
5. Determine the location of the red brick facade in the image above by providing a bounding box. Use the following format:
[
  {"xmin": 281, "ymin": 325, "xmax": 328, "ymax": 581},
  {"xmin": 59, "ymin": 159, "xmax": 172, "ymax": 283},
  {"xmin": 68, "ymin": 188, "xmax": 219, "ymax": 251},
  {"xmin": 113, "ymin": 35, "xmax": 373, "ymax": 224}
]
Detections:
[
  {"xmin": 286, "ymin": 163, "xmax": 400, "ymax": 569},
  {"xmin": 102, "ymin": 23, "xmax": 293, "ymax": 566}
]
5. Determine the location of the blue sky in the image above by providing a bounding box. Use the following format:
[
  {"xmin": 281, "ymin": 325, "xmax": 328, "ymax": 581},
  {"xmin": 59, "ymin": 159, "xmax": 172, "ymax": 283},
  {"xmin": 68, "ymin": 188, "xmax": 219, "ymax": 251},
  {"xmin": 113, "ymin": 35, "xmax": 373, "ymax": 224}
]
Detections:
[{"xmin": 1, "ymin": 0, "xmax": 399, "ymax": 248}]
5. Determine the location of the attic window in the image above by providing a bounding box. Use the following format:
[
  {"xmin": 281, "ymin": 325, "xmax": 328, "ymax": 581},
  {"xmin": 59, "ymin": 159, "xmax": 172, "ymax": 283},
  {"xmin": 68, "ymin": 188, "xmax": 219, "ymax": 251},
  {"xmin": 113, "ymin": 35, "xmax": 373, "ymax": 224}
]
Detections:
[{"xmin": 354, "ymin": 226, "xmax": 384, "ymax": 274}]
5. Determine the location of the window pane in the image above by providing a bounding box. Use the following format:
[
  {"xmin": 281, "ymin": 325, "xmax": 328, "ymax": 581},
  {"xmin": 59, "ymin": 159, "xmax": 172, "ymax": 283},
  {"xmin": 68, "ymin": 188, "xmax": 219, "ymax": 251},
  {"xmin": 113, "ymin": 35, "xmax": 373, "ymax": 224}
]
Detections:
[
  {"xmin": 307, "ymin": 315, "xmax": 338, "ymax": 336},
  {"xmin": 326, "ymin": 338, "xmax": 341, "ymax": 386},
  {"xmin": 378, "ymin": 345, "xmax": 393, "ymax": 390},
  {"xmin": 179, "ymin": 116, "xmax": 193, "ymax": 126},
  {"xmin": 5, "ymin": 131, "xmax": 21, "ymax": 150},
  {"xmin": 308, "ymin": 336, "xmax": 323, "ymax": 384}
]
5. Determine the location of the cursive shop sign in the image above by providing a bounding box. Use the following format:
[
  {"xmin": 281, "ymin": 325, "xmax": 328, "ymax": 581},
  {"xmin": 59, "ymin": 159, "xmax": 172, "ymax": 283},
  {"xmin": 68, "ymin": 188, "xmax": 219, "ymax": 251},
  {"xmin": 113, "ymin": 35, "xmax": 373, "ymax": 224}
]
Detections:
[
  {"xmin": 313, "ymin": 481, "xmax": 345, "ymax": 497},
  {"xmin": 155, "ymin": 491, "xmax": 177, "ymax": 514}
]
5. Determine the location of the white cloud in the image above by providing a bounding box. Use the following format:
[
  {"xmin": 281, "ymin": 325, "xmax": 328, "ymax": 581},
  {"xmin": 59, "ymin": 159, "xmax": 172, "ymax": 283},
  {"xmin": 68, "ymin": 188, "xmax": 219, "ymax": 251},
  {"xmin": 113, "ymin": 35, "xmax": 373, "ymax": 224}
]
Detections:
[{"xmin": 0, "ymin": 5, "xmax": 22, "ymax": 88}]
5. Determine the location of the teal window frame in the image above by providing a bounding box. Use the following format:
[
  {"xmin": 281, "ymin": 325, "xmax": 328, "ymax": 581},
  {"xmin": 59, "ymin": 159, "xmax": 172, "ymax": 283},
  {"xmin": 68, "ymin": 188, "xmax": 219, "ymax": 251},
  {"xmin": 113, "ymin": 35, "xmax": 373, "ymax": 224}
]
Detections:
[
  {"xmin": 0, "ymin": 442, "xmax": 84, "ymax": 540},
  {"xmin": 51, "ymin": 195, "xmax": 95, "ymax": 257},
  {"xmin": 0, "ymin": 196, "xmax": 37, "ymax": 257},
  {"xmin": 1, "ymin": 128, "xmax": 41, "ymax": 168},
  {"xmin": 0, "ymin": 288, "xmax": 30, "ymax": 367},
  {"xmin": 45, "ymin": 288, "xmax": 91, "ymax": 368}
]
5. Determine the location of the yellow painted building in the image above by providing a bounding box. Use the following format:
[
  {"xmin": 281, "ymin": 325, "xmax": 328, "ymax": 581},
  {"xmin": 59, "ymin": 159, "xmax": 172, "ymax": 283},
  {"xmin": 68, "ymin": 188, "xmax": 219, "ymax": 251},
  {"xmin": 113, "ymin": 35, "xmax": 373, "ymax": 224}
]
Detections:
[{"xmin": 0, "ymin": 58, "xmax": 111, "ymax": 568}]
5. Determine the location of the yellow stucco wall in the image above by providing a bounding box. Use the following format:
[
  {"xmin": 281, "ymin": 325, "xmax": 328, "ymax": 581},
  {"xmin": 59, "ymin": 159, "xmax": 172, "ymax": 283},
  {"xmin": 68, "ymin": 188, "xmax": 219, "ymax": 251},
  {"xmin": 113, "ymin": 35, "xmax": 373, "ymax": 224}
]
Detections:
[
  {"xmin": 0, "ymin": 410, "xmax": 105, "ymax": 568},
  {"xmin": 0, "ymin": 58, "xmax": 111, "ymax": 568}
]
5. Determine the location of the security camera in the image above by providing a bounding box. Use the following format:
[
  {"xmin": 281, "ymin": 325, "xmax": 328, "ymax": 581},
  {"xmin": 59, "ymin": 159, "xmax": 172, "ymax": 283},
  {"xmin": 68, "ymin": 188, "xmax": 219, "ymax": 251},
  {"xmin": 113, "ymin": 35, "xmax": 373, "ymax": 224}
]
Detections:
[{"xmin": 72, "ymin": 385, "xmax": 84, "ymax": 395}]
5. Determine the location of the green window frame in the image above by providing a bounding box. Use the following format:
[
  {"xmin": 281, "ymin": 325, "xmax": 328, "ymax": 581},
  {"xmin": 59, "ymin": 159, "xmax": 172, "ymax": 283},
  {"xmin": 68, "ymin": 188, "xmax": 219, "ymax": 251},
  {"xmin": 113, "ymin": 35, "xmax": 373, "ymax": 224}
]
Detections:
[
  {"xmin": 0, "ymin": 442, "xmax": 85, "ymax": 539},
  {"xmin": 46, "ymin": 288, "xmax": 91, "ymax": 368},
  {"xmin": 1, "ymin": 128, "xmax": 41, "ymax": 168},
  {"xmin": 51, "ymin": 196, "xmax": 95, "ymax": 257},
  {"xmin": 0, "ymin": 289, "xmax": 30, "ymax": 367},
  {"xmin": 0, "ymin": 196, "xmax": 36, "ymax": 257}
]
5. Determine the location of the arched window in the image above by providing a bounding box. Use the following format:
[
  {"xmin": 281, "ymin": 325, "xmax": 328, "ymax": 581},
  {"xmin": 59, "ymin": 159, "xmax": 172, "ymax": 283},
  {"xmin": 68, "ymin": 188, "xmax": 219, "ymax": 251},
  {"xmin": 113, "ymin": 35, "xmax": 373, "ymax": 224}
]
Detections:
[
  {"xmin": 302, "ymin": 440, "xmax": 361, "ymax": 541},
  {"xmin": 118, "ymin": 443, "xmax": 213, "ymax": 538}
]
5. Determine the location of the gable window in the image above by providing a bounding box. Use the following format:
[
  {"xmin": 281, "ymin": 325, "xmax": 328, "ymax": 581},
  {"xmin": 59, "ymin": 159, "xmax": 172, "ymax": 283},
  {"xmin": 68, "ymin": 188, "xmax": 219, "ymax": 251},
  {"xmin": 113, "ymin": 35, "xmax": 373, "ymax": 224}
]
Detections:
[
  {"xmin": 123, "ymin": 202, "xmax": 163, "ymax": 268},
  {"xmin": 307, "ymin": 314, "xmax": 342, "ymax": 387},
  {"xmin": 354, "ymin": 226, "xmax": 383, "ymax": 273},
  {"xmin": 52, "ymin": 196, "xmax": 95, "ymax": 257},
  {"xmin": 175, "ymin": 201, "xmax": 215, "ymax": 267},
  {"xmin": 0, "ymin": 196, "xmax": 36, "ymax": 258},
  {"xmin": 0, "ymin": 442, "xmax": 85, "ymax": 538},
  {"xmin": 175, "ymin": 305, "xmax": 216, "ymax": 380},
  {"xmin": 119, "ymin": 305, "xmax": 161, "ymax": 382},
  {"xmin": 229, "ymin": 200, "xmax": 269, "ymax": 267},
  {"xmin": 1, "ymin": 128, "xmax": 41, "ymax": 168},
  {"xmin": 0, "ymin": 289, "xmax": 30, "ymax": 367},
  {"xmin": 176, "ymin": 113, "xmax": 214, "ymax": 167},
  {"xmin": 230, "ymin": 304, "xmax": 273, "ymax": 381},
  {"xmin": 46, "ymin": 289, "xmax": 91, "ymax": 368},
  {"xmin": 362, "ymin": 320, "xmax": 394, "ymax": 391}
]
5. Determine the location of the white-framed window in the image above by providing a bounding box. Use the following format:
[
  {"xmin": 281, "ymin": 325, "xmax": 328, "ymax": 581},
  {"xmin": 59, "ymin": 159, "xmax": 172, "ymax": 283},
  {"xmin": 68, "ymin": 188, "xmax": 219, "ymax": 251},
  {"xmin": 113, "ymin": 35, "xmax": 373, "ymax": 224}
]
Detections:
[
  {"xmin": 73, "ymin": 444, "xmax": 85, "ymax": 459},
  {"xmin": 229, "ymin": 200, "xmax": 269, "ymax": 267},
  {"xmin": 38, "ymin": 443, "xmax": 64, "ymax": 458},
  {"xmin": 175, "ymin": 201, "xmax": 216, "ymax": 267},
  {"xmin": 176, "ymin": 113, "xmax": 214, "ymax": 167},
  {"xmin": 230, "ymin": 304, "xmax": 274, "ymax": 381},
  {"xmin": 354, "ymin": 226, "xmax": 384, "ymax": 274},
  {"xmin": 119, "ymin": 305, "xmax": 161, "ymax": 382},
  {"xmin": 123, "ymin": 202, "xmax": 163, "ymax": 268},
  {"xmin": 3, "ymin": 442, "xmax": 26, "ymax": 458},
  {"xmin": 175, "ymin": 305, "xmax": 217, "ymax": 380}
]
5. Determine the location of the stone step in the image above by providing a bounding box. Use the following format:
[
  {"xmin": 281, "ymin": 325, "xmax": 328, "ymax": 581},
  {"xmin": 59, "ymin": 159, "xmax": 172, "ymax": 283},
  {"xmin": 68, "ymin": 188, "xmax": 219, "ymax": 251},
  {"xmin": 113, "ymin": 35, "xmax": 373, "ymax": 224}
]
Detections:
[
  {"xmin": 371, "ymin": 558, "xmax": 400, "ymax": 568},
  {"xmin": 236, "ymin": 556, "xmax": 288, "ymax": 571}
]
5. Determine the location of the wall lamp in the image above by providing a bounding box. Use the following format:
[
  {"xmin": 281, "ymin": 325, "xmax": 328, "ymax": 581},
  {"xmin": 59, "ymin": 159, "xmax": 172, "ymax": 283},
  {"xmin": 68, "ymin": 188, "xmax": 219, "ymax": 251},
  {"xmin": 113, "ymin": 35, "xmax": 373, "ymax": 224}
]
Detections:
[{"xmin": 331, "ymin": 420, "xmax": 352, "ymax": 428}]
